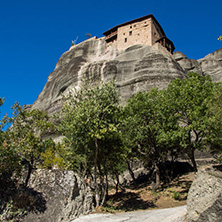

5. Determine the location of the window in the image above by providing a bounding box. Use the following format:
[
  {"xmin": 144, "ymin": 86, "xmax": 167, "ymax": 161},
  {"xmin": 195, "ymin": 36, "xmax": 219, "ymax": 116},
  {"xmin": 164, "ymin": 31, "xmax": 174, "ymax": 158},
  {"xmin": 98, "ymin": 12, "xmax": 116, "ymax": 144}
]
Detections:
[
  {"xmin": 123, "ymin": 33, "xmax": 125, "ymax": 35},
  {"xmin": 125, "ymin": 38, "xmax": 127, "ymax": 43},
  {"xmin": 129, "ymin": 31, "xmax": 132, "ymax": 36},
  {"xmin": 134, "ymin": 24, "xmax": 136, "ymax": 27},
  {"xmin": 130, "ymin": 25, "xmax": 132, "ymax": 28}
]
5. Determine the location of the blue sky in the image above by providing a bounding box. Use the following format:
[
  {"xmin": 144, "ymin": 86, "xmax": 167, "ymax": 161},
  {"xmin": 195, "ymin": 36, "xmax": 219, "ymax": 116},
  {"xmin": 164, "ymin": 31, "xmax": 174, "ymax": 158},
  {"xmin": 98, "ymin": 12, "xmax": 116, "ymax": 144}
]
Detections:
[{"xmin": 0, "ymin": 0, "xmax": 221, "ymax": 118}]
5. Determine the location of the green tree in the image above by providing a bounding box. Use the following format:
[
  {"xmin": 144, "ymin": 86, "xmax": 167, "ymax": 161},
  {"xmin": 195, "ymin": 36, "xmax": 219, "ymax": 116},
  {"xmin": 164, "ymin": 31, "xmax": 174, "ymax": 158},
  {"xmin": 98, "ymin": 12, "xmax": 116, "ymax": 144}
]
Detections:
[
  {"xmin": 6, "ymin": 103, "xmax": 55, "ymax": 185},
  {"xmin": 122, "ymin": 89, "xmax": 179, "ymax": 186},
  {"xmin": 0, "ymin": 99, "xmax": 20, "ymax": 176},
  {"xmin": 40, "ymin": 139, "xmax": 66, "ymax": 169},
  {"xmin": 165, "ymin": 72, "xmax": 215, "ymax": 171},
  {"xmin": 206, "ymin": 82, "xmax": 222, "ymax": 162},
  {"xmin": 218, "ymin": 36, "xmax": 222, "ymax": 41},
  {"xmin": 59, "ymin": 81, "xmax": 127, "ymax": 207}
]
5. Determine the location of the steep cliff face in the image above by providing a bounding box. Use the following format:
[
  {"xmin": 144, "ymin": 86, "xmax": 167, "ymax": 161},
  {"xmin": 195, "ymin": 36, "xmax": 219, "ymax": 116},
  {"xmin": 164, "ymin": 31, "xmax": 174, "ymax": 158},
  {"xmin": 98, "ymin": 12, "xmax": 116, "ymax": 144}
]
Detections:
[
  {"xmin": 32, "ymin": 37, "xmax": 222, "ymax": 114},
  {"xmin": 32, "ymin": 37, "xmax": 185, "ymax": 114}
]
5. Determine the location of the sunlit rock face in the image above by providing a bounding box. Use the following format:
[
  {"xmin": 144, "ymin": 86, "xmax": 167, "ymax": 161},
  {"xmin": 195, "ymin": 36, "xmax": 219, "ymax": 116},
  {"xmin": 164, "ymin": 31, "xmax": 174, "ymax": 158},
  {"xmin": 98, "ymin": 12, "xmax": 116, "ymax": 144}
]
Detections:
[
  {"xmin": 173, "ymin": 51, "xmax": 203, "ymax": 75},
  {"xmin": 32, "ymin": 37, "xmax": 185, "ymax": 114},
  {"xmin": 187, "ymin": 166, "xmax": 222, "ymax": 222},
  {"xmin": 32, "ymin": 35, "xmax": 221, "ymax": 115},
  {"xmin": 23, "ymin": 169, "xmax": 93, "ymax": 222},
  {"xmin": 173, "ymin": 48, "xmax": 222, "ymax": 81},
  {"xmin": 198, "ymin": 48, "xmax": 222, "ymax": 81}
]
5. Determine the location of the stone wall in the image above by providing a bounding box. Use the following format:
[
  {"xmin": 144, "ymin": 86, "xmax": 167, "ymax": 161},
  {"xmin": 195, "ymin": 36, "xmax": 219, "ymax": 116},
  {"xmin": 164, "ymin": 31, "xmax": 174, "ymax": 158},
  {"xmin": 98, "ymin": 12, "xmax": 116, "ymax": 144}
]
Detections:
[
  {"xmin": 151, "ymin": 20, "xmax": 164, "ymax": 44},
  {"xmin": 117, "ymin": 17, "xmax": 153, "ymax": 51}
]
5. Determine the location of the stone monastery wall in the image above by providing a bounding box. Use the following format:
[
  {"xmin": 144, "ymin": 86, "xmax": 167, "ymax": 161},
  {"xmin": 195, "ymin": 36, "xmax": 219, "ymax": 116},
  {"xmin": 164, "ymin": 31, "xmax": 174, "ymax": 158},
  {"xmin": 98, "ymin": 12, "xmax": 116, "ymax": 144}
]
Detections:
[{"xmin": 103, "ymin": 14, "xmax": 174, "ymax": 54}]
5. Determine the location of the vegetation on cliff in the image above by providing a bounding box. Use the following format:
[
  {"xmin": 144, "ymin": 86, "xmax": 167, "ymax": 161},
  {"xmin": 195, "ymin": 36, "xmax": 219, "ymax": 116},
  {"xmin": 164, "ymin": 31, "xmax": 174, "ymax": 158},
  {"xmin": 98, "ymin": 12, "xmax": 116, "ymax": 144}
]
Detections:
[{"xmin": 0, "ymin": 73, "xmax": 222, "ymax": 215}]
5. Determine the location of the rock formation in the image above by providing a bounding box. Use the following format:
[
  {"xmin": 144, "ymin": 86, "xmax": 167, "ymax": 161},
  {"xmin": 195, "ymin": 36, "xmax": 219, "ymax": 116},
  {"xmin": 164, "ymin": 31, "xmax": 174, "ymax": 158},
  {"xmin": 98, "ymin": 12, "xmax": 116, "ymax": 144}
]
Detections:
[
  {"xmin": 198, "ymin": 48, "xmax": 222, "ymax": 81},
  {"xmin": 173, "ymin": 48, "xmax": 222, "ymax": 80},
  {"xmin": 173, "ymin": 52, "xmax": 203, "ymax": 75},
  {"xmin": 187, "ymin": 165, "xmax": 222, "ymax": 222},
  {"xmin": 32, "ymin": 37, "xmax": 185, "ymax": 114},
  {"xmin": 22, "ymin": 169, "xmax": 93, "ymax": 222},
  {"xmin": 32, "ymin": 36, "xmax": 222, "ymax": 115}
]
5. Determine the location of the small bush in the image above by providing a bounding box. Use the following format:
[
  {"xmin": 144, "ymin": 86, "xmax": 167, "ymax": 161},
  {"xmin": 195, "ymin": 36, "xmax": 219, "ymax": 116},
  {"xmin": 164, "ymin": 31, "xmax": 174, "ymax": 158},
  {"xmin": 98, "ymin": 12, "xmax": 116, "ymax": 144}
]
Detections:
[{"xmin": 172, "ymin": 191, "xmax": 181, "ymax": 200}]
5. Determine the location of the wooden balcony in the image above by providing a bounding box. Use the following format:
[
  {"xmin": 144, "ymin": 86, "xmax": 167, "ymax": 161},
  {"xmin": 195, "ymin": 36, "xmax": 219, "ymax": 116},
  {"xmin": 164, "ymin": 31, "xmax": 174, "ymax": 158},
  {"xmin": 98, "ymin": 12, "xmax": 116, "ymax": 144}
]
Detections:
[{"xmin": 104, "ymin": 30, "xmax": 118, "ymax": 42}]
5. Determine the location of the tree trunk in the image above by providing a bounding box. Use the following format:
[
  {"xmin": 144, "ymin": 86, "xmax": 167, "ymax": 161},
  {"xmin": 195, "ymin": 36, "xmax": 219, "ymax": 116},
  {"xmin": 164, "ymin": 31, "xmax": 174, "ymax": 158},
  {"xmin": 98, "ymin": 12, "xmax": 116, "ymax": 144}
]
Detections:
[
  {"xmin": 105, "ymin": 173, "xmax": 109, "ymax": 200},
  {"xmin": 155, "ymin": 163, "xmax": 160, "ymax": 188},
  {"xmin": 100, "ymin": 175, "xmax": 108, "ymax": 206},
  {"xmin": 94, "ymin": 138, "xmax": 100, "ymax": 207},
  {"xmin": 127, "ymin": 161, "xmax": 136, "ymax": 184},
  {"xmin": 115, "ymin": 173, "xmax": 120, "ymax": 194},
  {"xmin": 25, "ymin": 162, "xmax": 32, "ymax": 187},
  {"xmin": 190, "ymin": 149, "xmax": 197, "ymax": 172}
]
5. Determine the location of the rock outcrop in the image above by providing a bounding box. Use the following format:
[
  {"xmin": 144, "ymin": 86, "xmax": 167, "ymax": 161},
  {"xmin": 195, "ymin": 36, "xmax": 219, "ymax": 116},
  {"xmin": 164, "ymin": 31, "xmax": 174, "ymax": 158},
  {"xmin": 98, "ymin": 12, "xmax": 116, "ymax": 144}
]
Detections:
[
  {"xmin": 32, "ymin": 36, "xmax": 222, "ymax": 115},
  {"xmin": 173, "ymin": 48, "xmax": 222, "ymax": 79},
  {"xmin": 173, "ymin": 52, "xmax": 203, "ymax": 75},
  {"xmin": 22, "ymin": 169, "xmax": 93, "ymax": 222},
  {"xmin": 198, "ymin": 48, "xmax": 222, "ymax": 81},
  {"xmin": 187, "ymin": 165, "xmax": 222, "ymax": 222},
  {"xmin": 32, "ymin": 37, "xmax": 185, "ymax": 114}
]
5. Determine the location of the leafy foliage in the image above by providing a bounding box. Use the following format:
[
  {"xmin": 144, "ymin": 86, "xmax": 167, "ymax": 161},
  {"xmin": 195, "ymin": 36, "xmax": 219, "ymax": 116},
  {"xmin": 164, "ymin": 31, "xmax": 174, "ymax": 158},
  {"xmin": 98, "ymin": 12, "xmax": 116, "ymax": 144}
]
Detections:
[
  {"xmin": 1, "ymin": 71, "xmax": 222, "ymax": 212},
  {"xmin": 206, "ymin": 82, "xmax": 222, "ymax": 162},
  {"xmin": 165, "ymin": 72, "xmax": 215, "ymax": 171},
  {"xmin": 40, "ymin": 139, "xmax": 66, "ymax": 169},
  {"xmin": 122, "ymin": 88, "xmax": 180, "ymax": 185},
  {"xmin": 4, "ymin": 103, "xmax": 56, "ymax": 185},
  {"xmin": 0, "ymin": 98, "xmax": 20, "ymax": 175},
  {"xmin": 59, "ymin": 81, "xmax": 127, "ymax": 206}
]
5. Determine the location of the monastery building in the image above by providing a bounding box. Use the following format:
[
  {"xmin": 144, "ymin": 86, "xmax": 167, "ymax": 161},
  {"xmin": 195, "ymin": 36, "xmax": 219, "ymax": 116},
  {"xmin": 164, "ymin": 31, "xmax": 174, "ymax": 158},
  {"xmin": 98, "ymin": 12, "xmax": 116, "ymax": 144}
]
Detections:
[{"xmin": 103, "ymin": 14, "xmax": 175, "ymax": 54}]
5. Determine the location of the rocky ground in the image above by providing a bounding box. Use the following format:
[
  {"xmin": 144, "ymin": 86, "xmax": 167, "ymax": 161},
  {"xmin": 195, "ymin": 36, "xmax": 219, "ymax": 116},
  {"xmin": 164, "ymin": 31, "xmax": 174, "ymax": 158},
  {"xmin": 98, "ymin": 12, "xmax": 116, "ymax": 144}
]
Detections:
[{"xmin": 72, "ymin": 172, "xmax": 194, "ymax": 222}]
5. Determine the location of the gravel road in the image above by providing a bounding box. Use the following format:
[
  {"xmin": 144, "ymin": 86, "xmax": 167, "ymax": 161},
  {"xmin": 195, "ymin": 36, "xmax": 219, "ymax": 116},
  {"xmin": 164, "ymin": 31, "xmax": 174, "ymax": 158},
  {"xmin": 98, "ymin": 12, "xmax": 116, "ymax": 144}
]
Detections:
[{"xmin": 73, "ymin": 205, "xmax": 186, "ymax": 222}]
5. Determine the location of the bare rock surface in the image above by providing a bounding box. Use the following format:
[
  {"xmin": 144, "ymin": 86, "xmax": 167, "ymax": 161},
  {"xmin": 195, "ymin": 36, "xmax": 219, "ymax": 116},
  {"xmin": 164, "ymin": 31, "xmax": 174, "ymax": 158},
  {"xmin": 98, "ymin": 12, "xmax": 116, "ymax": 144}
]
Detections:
[
  {"xmin": 187, "ymin": 165, "xmax": 222, "ymax": 222},
  {"xmin": 198, "ymin": 48, "xmax": 222, "ymax": 81},
  {"xmin": 73, "ymin": 205, "xmax": 186, "ymax": 222},
  {"xmin": 23, "ymin": 169, "xmax": 93, "ymax": 222},
  {"xmin": 173, "ymin": 48, "xmax": 222, "ymax": 80},
  {"xmin": 32, "ymin": 37, "xmax": 185, "ymax": 114},
  {"xmin": 32, "ymin": 36, "xmax": 222, "ymax": 116},
  {"xmin": 173, "ymin": 51, "xmax": 203, "ymax": 75}
]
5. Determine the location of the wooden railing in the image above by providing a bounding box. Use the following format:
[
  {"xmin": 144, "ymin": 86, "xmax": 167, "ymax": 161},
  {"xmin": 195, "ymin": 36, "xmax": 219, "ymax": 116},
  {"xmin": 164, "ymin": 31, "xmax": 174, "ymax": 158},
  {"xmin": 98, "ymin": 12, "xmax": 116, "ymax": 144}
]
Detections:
[{"xmin": 104, "ymin": 31, "xmax": 118, "ymax": 40}]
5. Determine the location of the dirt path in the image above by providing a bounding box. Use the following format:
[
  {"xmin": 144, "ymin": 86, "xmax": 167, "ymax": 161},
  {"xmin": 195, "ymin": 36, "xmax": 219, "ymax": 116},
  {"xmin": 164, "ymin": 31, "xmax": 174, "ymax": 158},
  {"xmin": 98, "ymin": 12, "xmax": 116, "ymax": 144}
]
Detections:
[{"xmin": 73, "ymin": 205, "xmax": 186, "ymax": 222}]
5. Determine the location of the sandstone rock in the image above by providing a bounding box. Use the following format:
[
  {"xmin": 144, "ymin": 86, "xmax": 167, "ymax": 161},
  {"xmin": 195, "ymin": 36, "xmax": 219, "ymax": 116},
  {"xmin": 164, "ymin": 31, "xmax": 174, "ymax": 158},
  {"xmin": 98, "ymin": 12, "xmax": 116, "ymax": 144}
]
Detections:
[
  {"xmin": 31, "ymin": 37, "xmax": 222, "ymax": 115},
  {"xmin": 23, "ymin": 169, "xmax": 93, "ymax": 222},
  {"xmin": 173, "ymin": 48, "xmax": 222, "ymax": 81},
  {"xmin": 198, "ymin": 48, "xmax": 222, "ymax": 81},
  {"xmin": 187, "ymin": 165, "xmax": 222, "ymax": 222},
  {"xmin": 173, "ymin": 51, "xmax": 203, "ymax": 75},
  {"xmin": 32, "ymin": 38, "xmax": 185, "ymax": 114}
]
